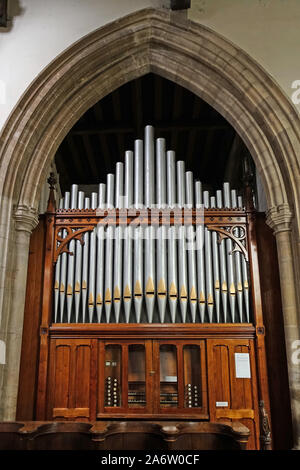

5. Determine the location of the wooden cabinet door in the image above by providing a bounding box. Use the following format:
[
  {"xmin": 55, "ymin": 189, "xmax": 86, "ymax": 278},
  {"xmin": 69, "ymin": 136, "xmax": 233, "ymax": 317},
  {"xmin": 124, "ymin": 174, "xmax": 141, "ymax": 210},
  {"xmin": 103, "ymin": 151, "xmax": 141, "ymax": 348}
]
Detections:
[
  {"xmin": 152, "ymin": 340, "xmax": 208, "ymax": 418},
  {"xmin": 97, "ymin": 340, "xmax": 153, "ymax": 418},
  {"xmin": 207, "ymin": 339, "xmax": 259, "ymax": 449},
  {"xmin": 47, "ymin": 338, "xmax": 97, "ymax": 420}
]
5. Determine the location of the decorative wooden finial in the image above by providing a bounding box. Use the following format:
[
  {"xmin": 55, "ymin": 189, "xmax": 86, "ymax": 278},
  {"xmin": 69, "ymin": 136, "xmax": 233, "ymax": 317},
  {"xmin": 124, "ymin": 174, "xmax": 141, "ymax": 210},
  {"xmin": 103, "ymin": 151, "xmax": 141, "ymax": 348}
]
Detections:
[{"xmin": 46, "ymin": 172, "xmax": 57, "ymax": 213}]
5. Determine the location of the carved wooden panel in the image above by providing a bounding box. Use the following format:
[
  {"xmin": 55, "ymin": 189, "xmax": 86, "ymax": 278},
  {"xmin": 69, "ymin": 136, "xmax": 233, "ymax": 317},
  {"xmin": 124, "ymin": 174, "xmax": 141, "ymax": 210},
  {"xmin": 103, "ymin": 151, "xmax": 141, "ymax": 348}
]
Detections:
[
  {"xmin": 207, "ymin": 339, "xmax": 260, "ymax": 450},
  {"xmin": 47, "ymin": 338, "xmax": 97, "ymax": 420}
]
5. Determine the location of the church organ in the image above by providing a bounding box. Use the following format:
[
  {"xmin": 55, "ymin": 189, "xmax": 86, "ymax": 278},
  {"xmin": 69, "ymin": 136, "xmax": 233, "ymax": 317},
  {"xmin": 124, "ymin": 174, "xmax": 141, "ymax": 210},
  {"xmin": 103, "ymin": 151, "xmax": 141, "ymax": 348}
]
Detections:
[{"xmin": 23, "ymin": 126, "xmax": 271, "ymax": 449}]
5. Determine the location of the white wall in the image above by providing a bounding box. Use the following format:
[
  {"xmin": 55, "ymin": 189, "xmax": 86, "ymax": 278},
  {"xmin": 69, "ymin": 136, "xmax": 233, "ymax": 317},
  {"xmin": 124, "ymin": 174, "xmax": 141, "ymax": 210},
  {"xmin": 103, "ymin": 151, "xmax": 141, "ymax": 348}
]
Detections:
[
  {"xmin": 0, "ymin": 0, "xmax": 163, "ymax": 130},
  {"xmin": 0, "ymin": 0, "xmax": 300, "ymax": 133},
  {"xmin": 189, "ymin": 0, "xmax": 300, "ymax": 113}
]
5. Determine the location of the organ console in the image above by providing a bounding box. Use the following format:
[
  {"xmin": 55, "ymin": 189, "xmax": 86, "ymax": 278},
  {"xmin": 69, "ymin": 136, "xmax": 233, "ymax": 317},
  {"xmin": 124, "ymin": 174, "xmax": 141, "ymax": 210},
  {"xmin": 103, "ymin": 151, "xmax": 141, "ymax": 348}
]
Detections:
[{"xmin": 32, "ymin": 125, "xmax": 271, "ymax": 450}]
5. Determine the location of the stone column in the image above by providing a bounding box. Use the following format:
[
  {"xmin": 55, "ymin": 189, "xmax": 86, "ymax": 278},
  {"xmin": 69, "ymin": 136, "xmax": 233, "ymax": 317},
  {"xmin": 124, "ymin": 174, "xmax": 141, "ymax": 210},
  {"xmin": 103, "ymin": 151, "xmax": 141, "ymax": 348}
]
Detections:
[
  {"xmin": 266, "ymin": 203, "xmax": 300, "ymax": 449},
  {"xmin": 0, "ymin": 205, "xmax": 38, "ymax": 420}
]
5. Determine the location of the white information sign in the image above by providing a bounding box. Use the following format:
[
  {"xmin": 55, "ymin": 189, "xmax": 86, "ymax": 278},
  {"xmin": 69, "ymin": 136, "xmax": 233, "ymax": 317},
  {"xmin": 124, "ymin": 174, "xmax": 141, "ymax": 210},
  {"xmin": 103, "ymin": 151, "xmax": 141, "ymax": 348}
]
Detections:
[{"xmin": 235, "ymin": 353, "xmax": 251, "ymax": 378}]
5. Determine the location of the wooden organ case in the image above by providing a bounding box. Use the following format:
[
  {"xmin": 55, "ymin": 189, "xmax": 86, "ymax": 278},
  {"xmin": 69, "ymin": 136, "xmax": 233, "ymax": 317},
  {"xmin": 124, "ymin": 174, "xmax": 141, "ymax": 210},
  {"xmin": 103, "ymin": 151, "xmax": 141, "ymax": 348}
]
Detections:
[{"xmin": 20, "ymin": 126, "xmax": 272, "ymax": 450}]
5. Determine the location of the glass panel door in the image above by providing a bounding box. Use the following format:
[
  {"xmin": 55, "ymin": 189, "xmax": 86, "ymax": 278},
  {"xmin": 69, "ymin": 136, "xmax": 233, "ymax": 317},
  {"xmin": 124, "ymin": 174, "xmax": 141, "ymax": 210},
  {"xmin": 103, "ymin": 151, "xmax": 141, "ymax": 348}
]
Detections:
[
  {"xmin": 183, "ymin": 345, "xmax": 202, "ymax": 408},
  {"xmin": 128, "ymin": 344, "xmax": 146, "ymax": 408},
  {"xmin": 104, "ymin": 344, "xmax": 122, "ymax": 407},
  {"xmin": 159, "ymin": 344, "xmax": 178, "ymax": 408}
]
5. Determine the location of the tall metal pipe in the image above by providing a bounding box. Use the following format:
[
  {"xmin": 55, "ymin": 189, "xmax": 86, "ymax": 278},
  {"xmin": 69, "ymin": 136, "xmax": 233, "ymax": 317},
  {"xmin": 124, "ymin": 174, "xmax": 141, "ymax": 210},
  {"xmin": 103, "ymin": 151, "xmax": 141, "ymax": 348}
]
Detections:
[
  {"xmin": 105, "ymin": 174, "xmax": 115, "ymax": 322},
  {"xmin": 195, "ymin": 181, "xmax": 206, "ymax": 322},
  {"xmin": 125, "ymin": 151, "xmax": 133, "ymax": 209},
  {"xmin": 113, "ymin": 224, "xmax": 123, "ymax": 323},
  {"xmin": 59, "ymin": 191, "xmax": 70, "ymax": 322},
  {"xmin": 54, "ymin": 197, "xmax": 64, "ymax": 323},
  {"xmin": 115, "ymin": 162, "xmax": 124, "ymax": 209},
  {"xmin": 223, "ymin": 182, "xmax": 236, "ymax": 322},
  {"xmin": 231, "ymin": 189, "xmax": 243, "ymax": 322},
  {"xmin": 177, "ymin": 161, "xmax": 188, "ymax": 322},
  {"xmin": 210, "ymin": 196, "xmax": 221, "ymax": 322},
  {"xmin": 81, "ymin": 197, "xmax": 90, "ymax": 323},
  {"xmin": 203, "ymin": 191, "xmax": 214, "ymax": 322},
  {"xmin": 74, "ymin": 191, "xmax": 84, "ymax": 322},
  {"xmin": 133, "ymin": 140, "xmax": 143, "ymax": 322},
  {"xmin": 66, "ymin": 185, "xmax": 78, "ymax": 323},
  {"xmin": 186, "ymin": 171, "xmax": 197, "ymax": 322},
  {"xmin": 157, "ymin": 225, "xmax": 167, "ymax": 323},
  {"xmin": 166, "ymin": 151, "xmax": 178, "ymax": 322},
  {"xmin": 145, "ymin": 225, "xmax": 156, "ymax": 323},
  {"xmin": 216, "ymin": 190, "xmax": 228, "ymax": 322},
  {"xmin": 167, "ymin": 151, "xmax": 176, "ymax": 207},
  {"xmin": 134, "ymin": 226, "xmax": 143, "ymax": 323},
  {"xmin": 96, "ymin": 184, "xmax": 106, "ymax": 322},
  {"xmin": 238, "ymin": 195, "xmax": 250, "ymax": 321},
  {"xmin": 156, "ymin": 138, "xmax": 166, "ymax": 207},
  {"xmin": 168, "ymin": 225, "xmax": 178, "ymax": 323},
  {"xmin": 134, "ymin": 140, "xmax": 143, "ymax": 208},
  {"xmin": 88, "ymin": 192, "xmax": 98, "ymax": 323},
  {"xmin": 106, "ymin": 174, "xmax": 115, "ymax": 209},
  {"xmin": 144, "ymin": 125, "xmax": 155, "ymax": 207},
  {"xmin": 123, "ymin": 225, "xmax": 133, "ymax": 323}
]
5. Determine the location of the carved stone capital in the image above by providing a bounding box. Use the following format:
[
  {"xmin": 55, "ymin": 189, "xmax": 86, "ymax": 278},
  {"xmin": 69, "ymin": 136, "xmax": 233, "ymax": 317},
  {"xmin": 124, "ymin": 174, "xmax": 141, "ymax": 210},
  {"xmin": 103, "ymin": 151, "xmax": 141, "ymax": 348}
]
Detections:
[
  {"xmin": 265, "ymin": 203, "xmax": 293, "ymax": 234},
  {"xmin": 14, "ymin": 205, "xmax": 39, "ymax": 234}
]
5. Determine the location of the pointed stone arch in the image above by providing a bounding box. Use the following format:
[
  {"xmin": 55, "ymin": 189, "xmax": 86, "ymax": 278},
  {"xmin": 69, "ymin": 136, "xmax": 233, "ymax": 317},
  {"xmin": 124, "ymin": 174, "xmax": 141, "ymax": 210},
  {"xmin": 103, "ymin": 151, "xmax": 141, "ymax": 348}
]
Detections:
[{"xmin": 0, "ymin": 7, "xmax": 299, "ymax": 445}]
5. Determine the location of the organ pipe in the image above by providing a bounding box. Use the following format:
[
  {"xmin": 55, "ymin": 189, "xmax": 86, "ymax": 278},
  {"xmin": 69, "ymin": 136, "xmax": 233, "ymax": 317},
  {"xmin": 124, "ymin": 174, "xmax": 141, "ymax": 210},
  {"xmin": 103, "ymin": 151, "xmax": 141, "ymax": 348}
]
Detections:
[
  {"xmin": 203, "ymin": 191, "xmax": 214, "ymax": 323},
  {"xmin": 177, "ymin": 161, "xmax": 188, "ymax": 323},
  {"xmin": 195, "ymin": 182, "xmax": 206, "ymax": 322},
  {"xmin": 54, "ymin": 126, "xmax": 251, "ymax": 326},
  {"xmin": 96, "ymin": 184, "xmax": 106, "ymax": 322},
  {"xmin": 210, "ymin": 196, "xmax": 221, "ymax": 322},
  {"xmin": 186, "ymin": 171, "xmax": 197, "ymax": 323},
  {"xmin": 59, "ymin": 191, "xmax": 70, "ymax": 322},
  {"xmin": 223, "ymin": 182, "xmax": 236, "ymax": 322},
  {"xmin": 88, "ymin": 192, "xmax": 98, "ymax": 323},
  {"xmin": 81, "ymin": 196, "xmax": 90, "ymax": 323},
  {"xmin": 54, "ymin": 197, "xmax": 64, "ymax": 323}
]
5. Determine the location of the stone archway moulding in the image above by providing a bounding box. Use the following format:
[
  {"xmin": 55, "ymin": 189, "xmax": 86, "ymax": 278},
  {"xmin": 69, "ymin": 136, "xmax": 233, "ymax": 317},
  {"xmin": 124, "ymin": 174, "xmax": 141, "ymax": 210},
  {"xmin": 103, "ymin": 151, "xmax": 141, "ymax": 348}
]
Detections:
[{"xmin": 0, "ymin": 7, "xmax": 299, "ymax": 446}]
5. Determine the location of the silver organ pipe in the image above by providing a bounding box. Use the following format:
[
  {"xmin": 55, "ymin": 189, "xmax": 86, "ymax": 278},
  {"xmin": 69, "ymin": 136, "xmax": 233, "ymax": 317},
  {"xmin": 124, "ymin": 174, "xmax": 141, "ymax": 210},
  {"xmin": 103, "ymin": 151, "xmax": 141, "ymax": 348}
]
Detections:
[
  {"xmin": 216, "ymin": 190, "xmax": 228, "ymax": 322},
  {"xmin": 231, "ymin": 189, "xmax": 243, "ymax": 322},
  {"xmin": 156, "ymin": 138, "xmax": 167, "ymax": 323},
  {"xmin": 104, "ymin": 174, "xmax": 114, "ymax": 322},
  {"xmin": 59, "ymin": 191, "xmax": 70, "ymax": 322},
  {"xmin": 54, "ymin": 197, "xmax": 64, "ymax": 323},
  {"xmin": 134, "ymin": 140, "xmax": 143, "ymax": 323},
  {"xmin": 167, "ymin": 151, "xmax": 176, "ymax": 209},
  {"xmin": 96, "ymin": 184, "xmax": 106, "ymax": 322},
  {"xmin": 123, "ymin": 151, "xmax": 133, "ymax": 323},
  {"xmin": 74, "ymin": 191, "xmax": 84, "ymax": 323},
  {"xmin": 54, "ymin": 126, "xmax": 251, "ymax": 325},
  {"xmin": 66, "ymin": 185, "xmax": 78, "ymax": 323},
  {"xmin": 210, "ymin": 196, "xmax": 221, "ymax": 323},
  {"xmin": 186, "ymin": 171, "xmax": 197, "ymax": 323},
  {"xmin": 113, "ymin": 163, "xmax": 124, "ymax": 323},
  {"xmin": 88, "ymin": 192, "xmax": 98, "ymax": 323},
  {"xmin": 238, "ymin": 195, "xmax": 250, "ymax": 321},
  {"xmin": 167, "ymin": 150, "xmax": 178, "ymax": 323},
  {"xmin": 67, "ymin": 184, "xmax": 78, "ymax": 323},
  {"xmin": 177, "ymin": 161, "xmax": 188, "ymax": 323},
  {"xmin": 223, "ymin": 182, "xmax": 236, "ymax": 322},
  {"xmin": 82, "ymin": 196, "xmax": 90, "ymax": 322},
  {"xmin": 145, "ymin": 225, "xmax": 156, "ymax": 323},
  {"xmin": 203, "ymin": 191, "xmax": 214, "ymax": 323},
  {"xmin": 195, "ymin": 181, "xmax": 206, "ymax": 322},
  {"xmin": 144, "ymin": 125, "xmax": 155, "ymax": 208}
]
